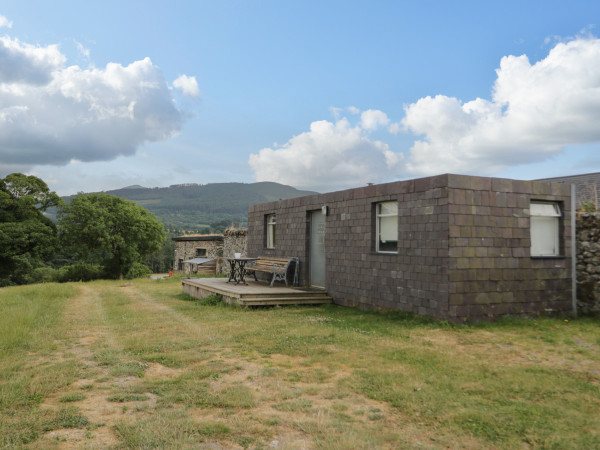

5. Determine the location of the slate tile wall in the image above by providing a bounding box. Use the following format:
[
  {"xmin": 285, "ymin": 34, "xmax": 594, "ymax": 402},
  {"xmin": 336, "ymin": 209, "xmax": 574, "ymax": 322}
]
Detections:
[
  {"xmin": 446, "ymin": 174, "xmax": 572, "ymax": 321},
  {"xmin": 247, "ymin": 174, "xmax": 573, "ymax": 322},
  {"xmin": 248, "ymin": 175, "xmax": 451, "ymax": 319}
]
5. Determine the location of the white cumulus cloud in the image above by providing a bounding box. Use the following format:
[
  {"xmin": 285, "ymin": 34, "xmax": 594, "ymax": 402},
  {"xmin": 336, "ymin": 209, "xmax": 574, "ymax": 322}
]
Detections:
[
  {"xmin": 360, "ymin": 109, "xmax": 389, "ymax": 130},
  {"xmin": 250, "ymin": 35, "xmax": 600, "ymax": 191},
  {"xmin": 0, "ymin": 15, "xmax": 12, "ymax": 28},
  {"xmin": 0, "ymin": 29, "xmax": 193, "ymax": 171},
  {"xmin": 173, "ymin": 74, "xmax": 200, "ymax": 97},
  {"xmin": 402, "ymin": 36, "xmax": 600, "ymax": 176},
  {"xmin": 249, "ymin": 116, "xmax": 403, "ymax": 191},
  {"xmin": 0, "ymin": 36, "xmax": 65, "ymax": 85}
]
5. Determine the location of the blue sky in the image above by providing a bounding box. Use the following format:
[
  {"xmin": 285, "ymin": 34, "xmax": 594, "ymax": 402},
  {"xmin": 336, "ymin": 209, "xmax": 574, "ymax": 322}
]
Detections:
[{"xmin": 1, "ymin": 0, "xmax": 600, "ymax": 195}]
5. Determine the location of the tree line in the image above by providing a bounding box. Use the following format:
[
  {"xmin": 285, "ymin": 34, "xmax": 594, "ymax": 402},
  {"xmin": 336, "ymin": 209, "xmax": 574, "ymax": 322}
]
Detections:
[{"xmin": 0, "ymin": 174, "xmax": 166, "ymax": 286}]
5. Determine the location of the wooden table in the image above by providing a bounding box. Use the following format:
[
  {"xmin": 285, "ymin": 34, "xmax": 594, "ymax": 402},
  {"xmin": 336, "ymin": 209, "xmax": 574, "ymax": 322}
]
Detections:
[{"xmin": 226, "ymin": 257, "xmax": 258, "ymax": 285}]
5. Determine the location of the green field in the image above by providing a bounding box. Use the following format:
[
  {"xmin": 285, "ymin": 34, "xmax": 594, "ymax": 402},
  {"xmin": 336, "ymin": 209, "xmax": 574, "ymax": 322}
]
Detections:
[{"xmin": 1, "ymin": 277, "xmax": 599, "ymax": 448}]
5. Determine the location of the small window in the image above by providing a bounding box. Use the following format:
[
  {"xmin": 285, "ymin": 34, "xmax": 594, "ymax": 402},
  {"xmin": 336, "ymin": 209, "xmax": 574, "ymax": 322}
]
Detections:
[
  {"xmin": 530, "ymin": 202, "xmax": 561, "ymax": 256},
  {"xmin": 195, "ymin": 248, "xmax": 207, "ymax": 257},
  {"xmin": 266, "ymin": 214, "xmax": 276, "ymax": 249},
  {"xmin": 376, "ymin": 201, "xmax": 398, "ymax": 253}
]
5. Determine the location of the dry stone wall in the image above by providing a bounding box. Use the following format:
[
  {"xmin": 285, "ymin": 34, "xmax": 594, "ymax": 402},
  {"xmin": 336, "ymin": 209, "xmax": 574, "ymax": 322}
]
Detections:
[
  {"xmin": 172, "ymin": 236, "xmax": 224, "ymax": 273},
  {"xmin": 223, "ymin": 228, "xmax": 248, "ymax": 258},
  {"xmin": 221, "ymin": 228, "xmax": 248, "ymax": 274},
  {"xmin": 576, "ymin": 212, "xmax": 600, "ymax": 314},
  {"xmin": 173, "ymin": 239, "xmax": 223, "ymax": 266}
]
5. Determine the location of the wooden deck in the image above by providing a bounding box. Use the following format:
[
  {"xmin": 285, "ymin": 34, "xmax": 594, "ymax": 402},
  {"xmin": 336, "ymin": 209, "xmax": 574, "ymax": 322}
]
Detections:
[{"xmin": 181, "ymin": 277, "xmax": 332, "ymax": 306}]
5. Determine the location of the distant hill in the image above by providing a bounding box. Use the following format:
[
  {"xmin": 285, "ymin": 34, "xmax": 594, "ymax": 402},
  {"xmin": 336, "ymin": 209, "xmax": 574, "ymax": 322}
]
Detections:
[
  {"xmin": 119, "ymin": 184, "xmax": 147, "ymax": 190},
  {"xmin": 50, "ymin": 182, "xmax": 318, "ymax": 232}
]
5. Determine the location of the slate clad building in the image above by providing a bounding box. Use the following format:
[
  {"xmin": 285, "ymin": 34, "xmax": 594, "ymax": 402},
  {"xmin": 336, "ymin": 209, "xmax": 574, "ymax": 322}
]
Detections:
[
  {"xmin": 247, "ymin": 174, "xmax": 574, "ymax": 322},
  {"xmin": 537, "ymin": 171, "xmax": 600, "ymax": 210}
]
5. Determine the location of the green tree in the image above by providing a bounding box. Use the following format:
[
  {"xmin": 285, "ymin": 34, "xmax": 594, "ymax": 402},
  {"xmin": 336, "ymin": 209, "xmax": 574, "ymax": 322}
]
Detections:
[
  {"xmin": 145, "ymin": 234, "xmax": 176, "ymax": 273},
  {"xmin": 210, "ymin": 218, "xmax": 233, "ymax": 234},
  {"xmin": 57, "ymin": 193, "xmax": 166, "ymax": 279},
  {"xmin": 0, "ymin": 174, "xmax": 62, "ymax": 286}
]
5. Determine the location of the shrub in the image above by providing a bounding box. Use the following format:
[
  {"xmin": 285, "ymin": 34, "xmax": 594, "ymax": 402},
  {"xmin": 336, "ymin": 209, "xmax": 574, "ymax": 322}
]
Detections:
[
  {"xmin": 197, "ymin": 294, "xmax": 222, "ymax": 306},
  {"xmin": 580, "ymin": 201, "xmax": 597, "ymax": 212},
  {"xmin": 58, "ymin": 264, "xmax": 105, "ymax": 282},
  {"xmin": 125, "ymin": 263, "xmax": 153, "ymax": 280},
  {"xmin": 27, "ymin": 267, "xmax": 59, "ymax": 284}
]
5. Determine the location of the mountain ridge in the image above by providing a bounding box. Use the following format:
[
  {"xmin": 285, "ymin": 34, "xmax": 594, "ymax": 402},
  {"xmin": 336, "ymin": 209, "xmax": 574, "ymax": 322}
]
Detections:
[{"xmin": 53, "ymin": 181, "xmax": 318, "ymax": 232}]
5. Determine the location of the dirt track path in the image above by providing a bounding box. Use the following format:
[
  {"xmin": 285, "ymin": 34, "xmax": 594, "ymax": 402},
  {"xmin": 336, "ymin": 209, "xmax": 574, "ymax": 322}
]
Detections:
[
  {"xmin": 33, "ymin": 283, "xmax": 231, "ymax": 449},
  {"xmin": 35, "ymin": 284, "xmax": 124, "ymax": 448}
]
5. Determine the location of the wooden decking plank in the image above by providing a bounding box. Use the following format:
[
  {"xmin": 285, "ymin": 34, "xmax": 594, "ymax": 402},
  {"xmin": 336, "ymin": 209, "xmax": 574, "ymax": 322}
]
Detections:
[
  {"xmin": 237, "ymin": 292, "xmax": 330, "ymax": 300},
  {"xmin": 240, "ymin": 299, "xmax": 332, "ymax": 306},
  {"xmin": 239, "ymin": 296, "xmax": 332, "ymax": 302},
  {"xmin": 181, "ymin": 277, "xmax": 332, "ymax": 307}
]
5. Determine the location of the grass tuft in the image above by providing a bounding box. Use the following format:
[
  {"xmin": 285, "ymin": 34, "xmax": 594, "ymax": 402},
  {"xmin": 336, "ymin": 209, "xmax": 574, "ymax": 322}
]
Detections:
[
  {"xmin": 59, "ymin": 392, "xmax": 86, "ymax": 403},
  {"xmin": 196, "ymin": 294, "xmax": 223, "ymax": 306},
  {"xmin": 107, "ymin": 393, "xmax": 150, "ymax": 403},
  {"xmin": 111, "ymin": 361, "xmax": 148, "ymax": 378},
  {"xmin": 45, "ymin": 406, "xmax": 89, "ymax": 430}
]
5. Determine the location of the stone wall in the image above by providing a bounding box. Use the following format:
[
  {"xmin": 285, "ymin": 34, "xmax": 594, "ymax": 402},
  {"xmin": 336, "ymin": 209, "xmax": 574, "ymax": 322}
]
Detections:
[
  {"xmin": 247, "ymin": 174, "xmax": 573, "ymax": 322},
  {"xmin": 576, "ymin": 212, "xmax": 600, "ymax": 314},
  {"xmin": 223, "ymin": 228, "xmax": 248, "ymax": 258},
  {"xmin": 173, "ymin": 236, "xmax": 223, "ymax": 272},
  {"xmin": 221, "ymin": 228, "xmax": 248, "ymax": 274}
]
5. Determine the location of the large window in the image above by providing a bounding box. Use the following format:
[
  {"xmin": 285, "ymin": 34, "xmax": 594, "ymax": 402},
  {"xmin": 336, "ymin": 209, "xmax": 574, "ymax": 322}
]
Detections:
[
  {"xmin": 530, "ymin": 202, "xmax": 561, "ymax": 257},
  {"xmin": 376, "ymin": 201, "xmax": 398, "ymax": 253},
  {"xmin": 266, "ymin": 214, "xmax": 276, "ymax": 249}
]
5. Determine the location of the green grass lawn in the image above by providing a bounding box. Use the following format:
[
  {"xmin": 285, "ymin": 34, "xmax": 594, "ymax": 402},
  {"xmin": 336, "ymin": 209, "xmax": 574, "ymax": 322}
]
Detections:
[{"xmin": 0, "ymin": 276, "xmax": 599, "ymax": 449}]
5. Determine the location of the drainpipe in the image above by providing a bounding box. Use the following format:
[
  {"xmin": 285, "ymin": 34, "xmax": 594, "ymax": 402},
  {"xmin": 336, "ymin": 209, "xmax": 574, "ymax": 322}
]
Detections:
[{"xmin": 571, "ymin": 183, "xmax": 577, "ymax": 317}]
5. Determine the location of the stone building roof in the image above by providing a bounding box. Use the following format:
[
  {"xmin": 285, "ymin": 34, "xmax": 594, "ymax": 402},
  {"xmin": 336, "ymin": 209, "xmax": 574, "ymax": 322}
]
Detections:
[
  {"xmin": 536, "ymin": 172, "xmax": 600, "ymax": 209},
  {"xmin": 172, "ymin": 234, "xmax": 224, "ymax": 242}
]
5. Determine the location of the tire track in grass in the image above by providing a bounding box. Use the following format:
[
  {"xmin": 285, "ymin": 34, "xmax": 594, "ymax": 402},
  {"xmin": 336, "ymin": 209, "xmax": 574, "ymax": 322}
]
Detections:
[
  {"xmin": 119, "ymin": 284, "xmax": 204, "ymax": 335},
  {"xmin": 36, "ymin": 284, "xmax": 145, "ymax": 449},
  {"xmin": 119, "ymin": 285, "xmax": 443, "ymax": 449},
  {"xmin": 114, "ymin": 284, "xmax": 217, "ymax": 371},
  {"xmin": 119, "ymin": 285, "xmax": 320, "ymax": 448}
]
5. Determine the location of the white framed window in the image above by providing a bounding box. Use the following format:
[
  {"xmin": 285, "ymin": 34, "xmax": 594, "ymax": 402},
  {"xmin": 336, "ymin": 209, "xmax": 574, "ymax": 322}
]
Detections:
[
  {"xmin": 266, "ymin": 214, "xmax": 276, "ymax": 249},
  {"xmin": 530, "ymin": 202, "xmax": 561, "ymax": 257},
  {"xmin": 195, "ymin": 248, "xmax": 207, "ymax": 257},
  {"xmin": 376, "ymin": 201, "xmax": 398, "ymax": 253}
]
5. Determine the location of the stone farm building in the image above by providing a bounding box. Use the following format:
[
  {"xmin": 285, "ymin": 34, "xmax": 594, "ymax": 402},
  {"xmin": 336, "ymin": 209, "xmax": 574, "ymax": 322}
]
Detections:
[
  {"xmin": 172, "ymin": 234, "xmax": 223, "ymax": 274},
  {"xmin": 247, "ymin": 173, "xmax": 575, "ymax": 322}
]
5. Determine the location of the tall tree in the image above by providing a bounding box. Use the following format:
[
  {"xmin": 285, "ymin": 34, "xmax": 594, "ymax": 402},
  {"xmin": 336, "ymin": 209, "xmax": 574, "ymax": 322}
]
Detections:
[
  {"xmin": 0, "ymin": 174, "xmax": 62, "ymax": 286},
  {"xmin": 57, "ymin": 193, "xmax": 166, "ymax": 279},
  {"xmin": 144, "ymin": 234, "xmax": 176, "ymax": 273}
]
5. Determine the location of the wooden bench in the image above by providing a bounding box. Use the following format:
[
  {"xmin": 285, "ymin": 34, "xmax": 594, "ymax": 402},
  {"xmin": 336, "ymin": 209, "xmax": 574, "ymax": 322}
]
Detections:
[{"xmin": 244, "ymin": 257, "xmax": 297, "ymax": 287}]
